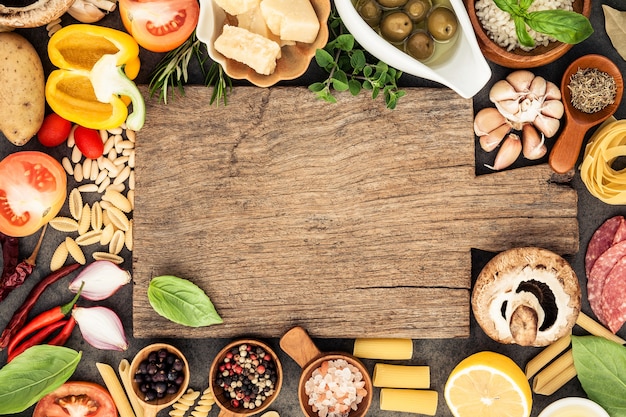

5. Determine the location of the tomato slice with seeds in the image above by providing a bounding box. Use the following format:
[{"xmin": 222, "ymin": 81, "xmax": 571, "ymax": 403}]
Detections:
[
  {"xmin": 0, "ymin": 151, "xmax": 66, "ymax": 237},
  {"xmin": 33, "ymin": 381, "xmax": 117, "ymax": 417},
  {"xmin": 119, "ymin": 0, "xmax": 200, "ymax": 53}
]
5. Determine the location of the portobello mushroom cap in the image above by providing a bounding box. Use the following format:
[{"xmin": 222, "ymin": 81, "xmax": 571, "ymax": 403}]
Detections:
[
  {"xmin": 472, "ymin": 247, "xmax": 581, "ymax": 347},
  {"xmin": 0, "ymin": 0, "xmax": 74, "ymax": 28}
]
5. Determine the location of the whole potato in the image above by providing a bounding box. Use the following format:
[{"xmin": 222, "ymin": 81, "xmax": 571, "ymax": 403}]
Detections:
[{"xmin": 0, "ymin": 32, "xmax": 45, "ymax": 146}]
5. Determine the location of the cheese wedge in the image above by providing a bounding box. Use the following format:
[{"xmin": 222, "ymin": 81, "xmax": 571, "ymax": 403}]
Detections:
[
  {"xmin": 214, "ymin": 0, "xmax": 259, "ymax": 16},
  {"xmin": 259, "ymin": 0, "xmax": 320, "ymax": 43},
  {"xmin": 214, "ymin": 25, "xmax": 281, "ymax": 75},
  {"xmin": 237, "ymin": 6, "xmax": 295, "ymax": 46}
]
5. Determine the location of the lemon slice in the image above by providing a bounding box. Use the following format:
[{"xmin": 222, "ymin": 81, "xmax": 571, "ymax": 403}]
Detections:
[{"xmin": 444, "ymin": 351, "xmax": 532, "ymax": 417}]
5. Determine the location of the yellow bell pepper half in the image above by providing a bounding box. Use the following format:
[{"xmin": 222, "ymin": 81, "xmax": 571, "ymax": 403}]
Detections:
[{"xmin": 46, "ymin": 24, "xmax": 145, "ymax": 131}]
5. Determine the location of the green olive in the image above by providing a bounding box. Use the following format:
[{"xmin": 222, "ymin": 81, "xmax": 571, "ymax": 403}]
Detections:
[
  {"xmin": 427, "ymin": 6, "xmax": 458, "ymax": 42},
  {"xmin": 403, "ymin": 0, "xmax": 431, "ymax": 22},
  {"xmin": 356, "ymin": 0, "xmax": 382, "ymax": 27},
  {"xmin": 378, "ymin": 0, "xmax": 409, "ymax": 7},
  {"xmin": 405, "ymin": 31, "xmax": 435, "ymax": 61},
  {"xmin": 380, "ymin": 11, "xmax": 413, "ymax": 43}
]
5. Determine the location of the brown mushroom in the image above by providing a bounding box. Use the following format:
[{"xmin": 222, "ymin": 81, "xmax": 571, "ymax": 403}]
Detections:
[
  {"xmin": 0, "ymin": 0, "xmax": 75, "ymax": 29},
  {"xmin": 472, "ymin": 247, "xmax": 581, "ymax": 347}
]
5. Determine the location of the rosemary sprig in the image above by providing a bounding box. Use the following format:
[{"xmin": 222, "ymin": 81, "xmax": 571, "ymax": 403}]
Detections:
[
  {"xmin": 149, "ymin": 30, "xmax": 232, "ymax": 105},
  {"xmin": 310, "ymin": 8, "xmax": 406, "ymax": 109}
]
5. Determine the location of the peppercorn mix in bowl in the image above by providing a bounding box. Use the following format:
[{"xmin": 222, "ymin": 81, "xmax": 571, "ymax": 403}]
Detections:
[{"xmin": 209, "ymin": 339, "xmax": 282, "ymax": 416}]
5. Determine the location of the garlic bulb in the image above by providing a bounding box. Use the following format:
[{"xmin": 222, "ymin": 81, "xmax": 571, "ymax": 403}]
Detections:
[{"xmin": 67, "ymin": 0, "xmax": 117, "ymax": 23}]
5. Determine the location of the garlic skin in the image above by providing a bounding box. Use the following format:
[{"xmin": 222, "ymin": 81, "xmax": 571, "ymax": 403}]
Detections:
[
  {"xmin": 73, "ymin": 306, "xmax": 129, "ymax": 351},
  {"xmin": 485, "ymin": 133, "xmax": 522, "ymax": 171},
  {"xmin": 69, "ymin": 260, "xmax": 131, "ymax": 301}
]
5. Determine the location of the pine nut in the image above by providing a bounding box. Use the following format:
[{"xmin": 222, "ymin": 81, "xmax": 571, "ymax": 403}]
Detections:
[
  {"xmin": 71, "ymin": 145, "xmax": 82, "ymax": 163},
  {"xmin": 113, "ymin": 166, "xmax": 131, "ymax": 185},
  {"xmin": 82, "ymin": 158, "xmax": 92, "ymax": 179},
  {"xmin": 103, "ymin": 135, "xmax": 115, "ymax": 155},
  {"xmin": 77, "ymin": 184, "xmax": 98, "ymax": 192},
  {"xmin": 90, "ymin": 160, "xmax": 99, "ymax": 181},
  {"xmin": 129, "ymin": 170, "xmax": 135, "ymax": 190},
  {"xmin": 126, "ymin": 129, "xmax": 136, "ymax": 142},
  {"xmin": 67, "ymin": 125, "xmax": 77, "ymax": 148},
  {"xmin": 73, "ymin": 163, "xmax": 83, "ymax": 182},
  {"xmin": 107, "ymin": 127, "xmax": 123, "ymax": 135},
  {"xmin": 99, "ymin": 129, "xmax": 108, "ymax": 143},
  {"xmin": 97, "ymin": 176, "xmax": 111, "ymax": 193}
]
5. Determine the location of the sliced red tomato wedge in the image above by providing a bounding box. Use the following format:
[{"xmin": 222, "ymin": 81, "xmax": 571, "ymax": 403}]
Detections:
[
  {"xmin": 33, "ymin": 381, "xmax": 117, "ymax": 417},
  {"xmin": 0, "ymin": 151, "xmax": 66, "ymax": 237},
  {"xmin": 119, "ymin": 0, "xmax": 200, "ymax": 53}
]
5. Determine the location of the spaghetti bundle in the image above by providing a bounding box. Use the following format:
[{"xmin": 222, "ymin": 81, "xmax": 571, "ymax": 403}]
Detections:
[{"xmin": 580, "ymin": 119, "xmax": 626, "ymax": 204}]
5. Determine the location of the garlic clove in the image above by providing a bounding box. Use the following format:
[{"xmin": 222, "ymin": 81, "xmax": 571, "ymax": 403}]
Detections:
[
  {"xmin": 69, "ymin": 260, "xmax": 131, "ymax": 300},
  {"xmin": 474, "ymin": 107, "xmax": 507, "ymax": 136},
  {"xmin": 495, "ymin": 99, "xmax": 520, "ymax": 116},
  {"xmin": 489, "ymin": 79, "xmax": 520, "ymax": 103},
  {"xmin": 506, "ymin": 70, "xmax": 535, "ymax": 93},
  {"xmin": 533, "ymin": 114, "xmax": 560, "ymax": 138},
  {"xmin": 544, "ymin": 81, "xmax": 562, "ymax": 101},
  {"xmin": 73, "ymin": 306, "xmax": 129, "ymax": 351},
  {"xmin": 480, "ymin": 123, "xmax": 511, "ymax": 152},
  {"xmin": 485, "ymin": 133, "xmax": 522, "ymax": 171},
  {"xmin": 67, "ymin": 0, "xmax": 107, "ymax": 23},
  {"xmin": 529, "ymin": 75, "xmax": 547, "ymax": 99},
  {"xmin": 541, "ymin": 99, "xmax": 565, "ymax": 120},
  {"xmin": 522, "ymin": 124, "xmax": 547, "ymax": 160}
]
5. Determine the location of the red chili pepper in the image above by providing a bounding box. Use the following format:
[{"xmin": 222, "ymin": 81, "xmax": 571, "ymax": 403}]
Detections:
[
  {"xmin": 0, "ymin": 263, "xmax": 80, "ymax": 350},
  {"xmin": 7, "ymin": 285, "xmax": 83, "ymax": 355},
  {"xmin": 6, "ymin": 319, "xmax": 68, "ymax": 362},
  {"xmin": 48, "ymin": 315, "xmax": 76, "ymax": 346},
  {"xmin": 0, "ymin": 225, "xmax": 46, "ymax": 302}
]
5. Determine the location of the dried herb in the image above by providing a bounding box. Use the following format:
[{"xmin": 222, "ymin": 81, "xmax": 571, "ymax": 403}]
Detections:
[
  {"xmin": 492, "ymin": 0, "xmax": 593, "ymax": 48},
  {"xmin": 568, "ymin": 67, "xmax": 617, "ymax": 113},
  {"xmin": 310, "ymin": 8, "xmax": 406, "ymax": 109},
  {"xmin": 603, "ymin": 5, "xmax": 626, "ymax": 61}
]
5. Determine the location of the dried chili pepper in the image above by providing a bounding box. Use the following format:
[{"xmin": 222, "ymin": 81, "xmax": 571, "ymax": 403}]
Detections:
[
  {"xmin": 0, "ymin": 262, "xmax": 81, "ymax": 350},
  {"xmin": 7, "ymin": 285, "xmax": 83, "ymax": 355},
  {"xmin": 48, "ymin": 315, "xmax": 76, "ymax": 346},
  {"xmin": 0, "ymin": 225, "xmax": 47, "ymax": 302},
  {"xmin": 6, "ymin": 319, "xmax": 68, "ymax": 362}
]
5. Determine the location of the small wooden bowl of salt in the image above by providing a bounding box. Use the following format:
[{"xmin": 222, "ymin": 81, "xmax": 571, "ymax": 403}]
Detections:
[{"xmin": 280, "ymin": 326, "xmax": 372, "ymax": 417}]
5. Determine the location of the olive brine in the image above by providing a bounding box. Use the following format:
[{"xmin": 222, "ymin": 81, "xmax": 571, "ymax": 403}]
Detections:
[
  {"xmin": 355, "ymin": 0, "xmax": 459, "ymax": 62},
  {"xmin": 134, "ymin": 348, "xmax": 185, "ymax": 402}
]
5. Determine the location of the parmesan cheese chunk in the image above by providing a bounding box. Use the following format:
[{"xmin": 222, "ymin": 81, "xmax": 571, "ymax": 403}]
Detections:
[
  {"xmin": 214, "ymin": 25, "xmax": 281, "ymax": 75},
  {"xmin": 214, "ymin": 0, "xmax": 260, "ymax": 15},
  {"xmin": 259, "ymin": 0, "xmax": 320, "ymax": 43},
  {"xmin": 237, "ymin": 6, "xmax": 295, "ymax": 46}
]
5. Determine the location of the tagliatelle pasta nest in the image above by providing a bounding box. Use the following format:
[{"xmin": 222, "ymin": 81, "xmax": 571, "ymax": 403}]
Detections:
[{"xmin": 580, "ymin": 119, "xmax": 626, "ymax": 204}]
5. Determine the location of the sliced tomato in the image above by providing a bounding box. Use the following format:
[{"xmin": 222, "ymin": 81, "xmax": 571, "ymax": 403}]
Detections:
[
  {"xmin": 119, "ymin": 0, "xmax": 199, "ymax": 53},
  {"xmin": 33, "ymin": 381, "xmax": 117, "ymax": 417},
  {"xmin": 0, "ymin": 152, "xmax": 66, "ymax": 237}
]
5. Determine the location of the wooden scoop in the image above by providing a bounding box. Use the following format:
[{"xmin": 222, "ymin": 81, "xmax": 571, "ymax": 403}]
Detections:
[
  {"xmin": 549, "ymin": 54, "xmax": 624, "ymax": 174},
  {"xmin": 280, "ymin": 326, "xmax": 373, "ymax": 417},
  {"xmin": 127, "ymin": 343, "xmax": 191, "ymax": 417}
]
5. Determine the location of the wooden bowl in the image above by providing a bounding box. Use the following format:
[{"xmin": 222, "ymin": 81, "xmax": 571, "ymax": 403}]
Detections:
[
  {"xmin": 197, "ymin": 0, "xmax": 330, "ymax": 87},
  {"xmin": 128, "ymin": 343, "xmax": 190, "ymax": 417},
  {"xmin": 464, "ymin": 0, "xmax": 591, "ymax": 68},
  {"xmin": 209, "ymin": 339, "xmax": 283, "ymax": 417},
  {"xmin": 280, "ymin": 327, "xmax": 373, "ymax": 417}
]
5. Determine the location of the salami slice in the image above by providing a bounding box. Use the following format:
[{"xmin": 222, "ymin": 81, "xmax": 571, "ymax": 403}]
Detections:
[
  {"xmin": 613, "ymin": 217, "xmax": 626, "ymax": 245},
  {"xmin": 586, "ymin": 216, "xmax": 623, "ymax": 277},
  {"xmin": 600, "ymin": 255, "xmax": 626, "ymax": 333},
  {"xmin": 588, "ymin": 239, "xmax": 626, "ymax": 325}
]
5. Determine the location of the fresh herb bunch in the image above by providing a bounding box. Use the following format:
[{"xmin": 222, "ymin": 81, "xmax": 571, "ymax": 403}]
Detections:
[
  {"xmin": 149, "ymin": 31, "xmax": 232, "ymax": 106},
  {"xmin": 310, "ymin": 9, "xmax": 406, "ymax": 109},
  {"xmin": 492, "ymin": 0, "xmax": 593, "ymax": 48}
]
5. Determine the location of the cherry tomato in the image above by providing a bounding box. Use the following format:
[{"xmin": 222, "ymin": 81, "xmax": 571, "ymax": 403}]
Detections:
[
  {"xmin": 33, "ymin": 381, "xmax": 117, "ymax": 417},
  {"xmin": 119, "ymin": 0, "xmax": 199, "ymax": 53},
  {"xmin": 37, "ymin": 113, "xmax": 72, "ymax": 147},
  {"xmin": 0, "ymin": 151, "xmax": 66, "ymax": 237},
  {"xmin": 74, "ymin": 126, "xmax": 104, "ymax": 159}
]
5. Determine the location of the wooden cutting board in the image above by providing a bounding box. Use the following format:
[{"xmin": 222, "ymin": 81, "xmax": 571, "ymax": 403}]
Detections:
[{"xmin": 132, "ymin": 86, "xmax": 578, "ymax": 339}]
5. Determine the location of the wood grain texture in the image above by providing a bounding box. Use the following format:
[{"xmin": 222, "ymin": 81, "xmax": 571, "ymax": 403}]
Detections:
[{"xmin": 132, "ymin": 86, "xmax": 578, "ymax": 339}]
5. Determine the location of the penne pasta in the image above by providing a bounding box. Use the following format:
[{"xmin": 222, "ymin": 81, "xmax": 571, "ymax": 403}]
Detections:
[
  {"xmin": 525, "ymin": 334, "xmax": 571, "ymax": 379},
  {"xmin": 119, "ymin": 359, "xmax": 145, "ymax": 417},
  {"xmin": 380, "ymin": 388, "xmax": 438, "ymax": 415},
  {"xmin": 576, "ymin": 311, "xmax": 626, "ymax": 345},
  {"xmin": 96, "ymin": 362, "xmax": 136, "ymax": 417},
  {"xmin": 532, "ymin": 349, "xmax": 576, "ymax": 395},
  {"xmin": 373, "ymin": 363, "xmax": 430, "ymax": 389},
  {"xmin": 353, "ymin": 338, "xmax": 413, "ymax": 360}
]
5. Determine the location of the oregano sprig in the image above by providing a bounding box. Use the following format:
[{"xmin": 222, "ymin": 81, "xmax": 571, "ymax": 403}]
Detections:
[
  {"xmin": 492, "ymin": 0, "xmax": 593, "ymax": 48},
  {"xmin": 310, "ymin": 8, "xmax": 406, "ymax": 109}
]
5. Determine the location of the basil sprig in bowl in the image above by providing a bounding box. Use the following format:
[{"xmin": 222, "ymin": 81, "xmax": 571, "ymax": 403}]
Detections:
[{"xmin": 464, "ymin": 0, "xmax": 592, "ymax": 68}]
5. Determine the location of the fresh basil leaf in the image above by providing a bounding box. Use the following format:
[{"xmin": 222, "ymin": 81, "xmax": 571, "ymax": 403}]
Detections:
[
  {"xmin": 148, "ymin": 275, "xmax": 223, "ymax": 327},
  {"xmin": 492, "ymin": 0, "xmax": 525, "ymax": 16},
  {"xmin": 572, "ymin": 335, "xmax": 626, "ymax": 416},
  {"xmin": 526, "ymin": 10, "xmax": 594, "ymax": 44},
  {"xmin": 519, "ymin": 0, "xmax": 534, "ymax": 11},
  {"xmin": 0, "ymin": 345, "xmax": 81, "ymax": 414},
  {"xmin": 514, "ymin": 16, "xmax": 535, "ymax": 47}
]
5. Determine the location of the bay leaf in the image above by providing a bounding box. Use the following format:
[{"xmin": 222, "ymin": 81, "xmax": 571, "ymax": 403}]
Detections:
[
  {"xmin": 0, "ymin": 345, "xmax": 81, "ymax": 414},
  {"xmin": 571, "ymin": 335, "xmax": 626, "ymax": 417},
  {"xmin": 148, "ymin": 275, "xmax": 223, "ymax": 327},
  {"xmin": 603, "ymin": 4, "xmax": 626, "ymax": 61}
]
